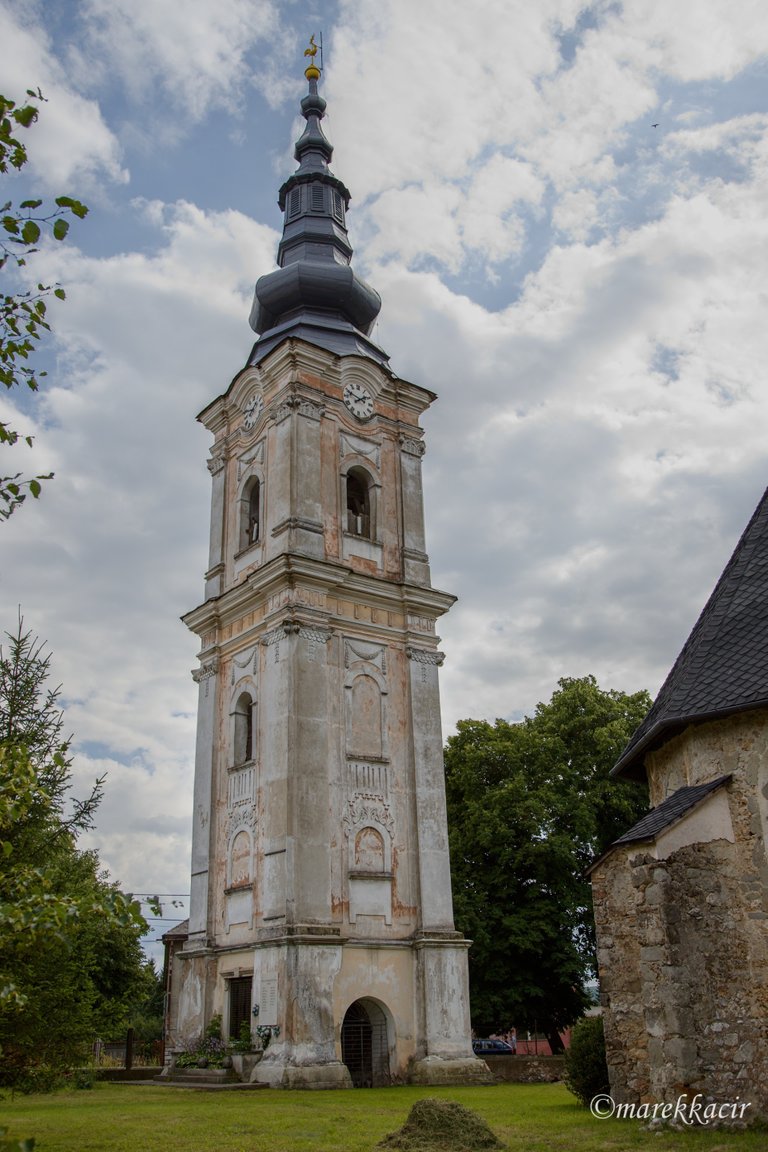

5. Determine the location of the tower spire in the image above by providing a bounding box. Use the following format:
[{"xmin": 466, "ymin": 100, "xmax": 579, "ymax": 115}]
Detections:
[{"xmin": 248, "ymin": 39, "xmax": 385, "ymax": 366}]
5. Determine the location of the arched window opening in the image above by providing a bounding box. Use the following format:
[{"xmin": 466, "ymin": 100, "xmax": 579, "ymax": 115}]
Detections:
[
  {"xmin": 234, "ymin": 692, "xmax": 255, "ymax": 765},
  {"xmin": 240, "ymin": 478, "xmax": 261, "ymax": 550},
  {"xmin": 346, "ymin": 469, "xmax": 371, "ymax": 538}
]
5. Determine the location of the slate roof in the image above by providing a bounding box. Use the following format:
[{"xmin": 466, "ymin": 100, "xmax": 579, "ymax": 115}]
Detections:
[
  {"xmin": 587, "ymin": 775, "xmax": 732, "ymax": 873},
  {"xmin": 161, "ymin": 918, "xmax": 189, "ymax": 943},
  {"xmin": 613, "ymin": 487, "xmax": 768, "ymax": 779},
  {"xmin": 611, "ymin": 775, "xmax": 731, "ymax": 846},
  {"xmin": 248, "ymin": 67, "xmax": 385, "ymax": 367}
]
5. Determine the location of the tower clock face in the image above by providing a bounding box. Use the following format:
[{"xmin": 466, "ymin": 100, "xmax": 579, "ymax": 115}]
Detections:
[
  {"xmin": 343, "ymin": 382, "xmax": 374, "ymax": 420},
  {"xmin": 243, "ymin": 391, "xmax": 263, "ymax": 430}
]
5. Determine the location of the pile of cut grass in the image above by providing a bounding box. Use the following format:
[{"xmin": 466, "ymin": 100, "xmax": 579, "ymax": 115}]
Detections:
[
  {"xmin": 378, "ymin": 1097, "xmax": 503, "ymax": 1151},
  {"xmin": 2, "ymin": 1081, "xmax": 768, "ymax": 1151}
]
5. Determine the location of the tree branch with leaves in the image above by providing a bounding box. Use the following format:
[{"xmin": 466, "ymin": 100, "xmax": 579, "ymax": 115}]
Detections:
[
  {"xmin": 0, "ymin": 618, "xmax": 147, "ymax": 1081},
  {"xmin": 1, "ymin": 88, "xmax": 88, "ymax": 519}
]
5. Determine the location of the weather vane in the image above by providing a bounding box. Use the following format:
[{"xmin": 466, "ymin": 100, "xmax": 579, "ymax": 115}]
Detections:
[{"xmin": 304, "ymin": 32, "xmax": 322, "ymax": 80}]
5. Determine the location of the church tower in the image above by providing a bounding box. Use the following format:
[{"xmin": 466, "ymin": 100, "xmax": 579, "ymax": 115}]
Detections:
[{"xmin": 172, "ymin": 48, "xmax": 486, "ymax": 1088}]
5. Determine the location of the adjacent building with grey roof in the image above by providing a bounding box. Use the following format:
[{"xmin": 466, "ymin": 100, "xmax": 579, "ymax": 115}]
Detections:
[{"xmin": 590, "ymin": 488, "xmax": 768, "ymax": 1120}]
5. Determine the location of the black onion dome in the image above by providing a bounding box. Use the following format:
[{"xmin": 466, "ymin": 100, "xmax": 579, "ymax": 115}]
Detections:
[{"xmin": 248, "ymin": 58, "xmax": 386, "ymax": 367}]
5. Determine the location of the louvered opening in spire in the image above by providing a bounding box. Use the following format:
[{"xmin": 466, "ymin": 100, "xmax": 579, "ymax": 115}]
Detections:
[{"xmin": 247, "ymin": 39, "xmax": 386, "ymax": 368}]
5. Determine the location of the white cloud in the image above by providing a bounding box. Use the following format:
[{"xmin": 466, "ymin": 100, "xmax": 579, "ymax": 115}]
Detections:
[
  {"xmin": 365, "ymin": 183, "xmax": 463, "ymax": 270},
  {"xmin": 4, "ymin": 0, "xmax": 768, "ymax": 933},
  {"xmin": 74, "ymin": 0, "xmax": 290, "ymax": 118},
  {"xmin": 0, "ymin": 2, "xmax": 126, "ymax": 188},
  {"xmin": 1, "ymin": 201, "xmax": 279, "ymax": 913}
]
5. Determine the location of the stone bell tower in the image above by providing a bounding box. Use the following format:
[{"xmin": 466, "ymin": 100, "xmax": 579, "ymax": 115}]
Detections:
[{"xmin": 171, "ymin": 47, "xmax": 487, "ymax": 1088}]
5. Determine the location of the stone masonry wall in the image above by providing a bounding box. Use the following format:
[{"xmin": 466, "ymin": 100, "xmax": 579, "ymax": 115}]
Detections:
[
  {"xmin": 593, "ymin": 712, "xmax": 768, "ymax": 1120},
  {"xmin": 591, "ymin": 848, "xmax": 650, "ymax": 1103}
]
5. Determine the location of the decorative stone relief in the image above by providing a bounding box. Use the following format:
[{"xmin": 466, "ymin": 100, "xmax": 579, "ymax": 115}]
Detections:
[
  {"xmin": 207, "ymin": 452, "xmax": 226, "ymax": 475},
  {"xmin": 226, "ymin": 804, "xmax": 257, "ymax": 849},
  {"xmin": 227, "ymin": 765, "xmax": 255, "ymax": 812},
  {"xmin": 340, "ymin": 431, "xmax": 381, "ymax": 468},
  {"xmin": 300, "ymin": 625, "xmax": 332, "ymax": 663},
  {"xmin": 406, "ymin": 646, "xmax": 444, "ymax": 684},
  {"xmin": 399, "ymin": 435, "xmax": 426, "ymax": 457},
  {"xmin": 344, "ymin": 639, "xmax": 387, "ymax": 676},
  {"xmin": 237, "ymin": 440, "xmax": 265, "ymax": 480},
  {"xmin": 348, "ymin": 760, "xmax": 390, "ymax": 797},
  {"xmin": 261, "ymin": 622, "xmax": 292, "ymax": 663},
  {"xmin": 406, "ymin": 647, "xmax": 445, "ymax": 666},
  {"xmin": 275, "ymin": 395, "xmax": 325, "ymax": 423},
  {"xmin": 407, "ymin": 614, "xmax": 435, "ymax": 634},
  {"xmin": 192, "ymin": 655, "xmax": 219, "ymax": 697},
  {"xmin": 261, "ymin": 620, "xmax": 331, "ymax": 663},
  {"xmin": 267, "ymin": 587, "xmax": 326, "ymax": 615},
  {"xmin": 343, "ymin": 795, "xmax": 395, "ymax": 841},
  {"xmin": 231, "ymin": 646, "xmax": 258, "ymax": 684},
  {"xmin": 225, "ymin": 767, "xmax": 257, "ymax": 858}
]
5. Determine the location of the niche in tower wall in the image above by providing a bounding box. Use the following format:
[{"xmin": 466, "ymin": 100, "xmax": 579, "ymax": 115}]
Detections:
[
  {"xmin": 354, "ymin": 826, "xmax": 385, "ymax": 872},
  {"xmin": 229, "ymin": 829, "xmax": 252, "ymax": 888},
  {"xmin": 344, "ymin": 658, "xmax": 387, "ymax": 760},
  {"xmin": 226, "ymin": 824, "xmax": 254, "ymax": 930},
  {"xmin": 344, "ymin": 796, "xmax": 394, "ymax": 925}
]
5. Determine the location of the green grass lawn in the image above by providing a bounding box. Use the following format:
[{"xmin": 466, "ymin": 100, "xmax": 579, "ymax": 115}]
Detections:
[{"xmin": 1, "ymin": 1082, "xmax": 764, "ymax": 1152}]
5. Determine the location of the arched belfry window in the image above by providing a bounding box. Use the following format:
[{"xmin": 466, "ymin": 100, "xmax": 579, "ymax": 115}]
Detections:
[
  {"xmin": 233, "ymin": 692, "xmax": 256, "ymax": 765},
  {"xmin": 346, "ymin": 468, "xmax": 371, "ymax": 539},
  {"xmin": 240, "ymin": 477, "xmax": 261, "ymax": 551}
]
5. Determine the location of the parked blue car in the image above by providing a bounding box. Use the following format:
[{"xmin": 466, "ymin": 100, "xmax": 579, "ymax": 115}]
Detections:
[{"xmin": 472, "ymin": 1038, "xmax": 516, "ymax": 1055}]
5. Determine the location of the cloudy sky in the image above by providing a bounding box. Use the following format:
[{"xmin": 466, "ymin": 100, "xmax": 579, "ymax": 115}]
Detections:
[{"xmin": 3, "ymin": 0, "xmax": 768, "ymax": 954}]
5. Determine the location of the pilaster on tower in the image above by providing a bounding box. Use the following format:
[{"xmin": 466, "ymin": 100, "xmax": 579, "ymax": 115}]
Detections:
[{"xmin": 168, "ymin": 42, "xmax": 490, "ymax": 1089}]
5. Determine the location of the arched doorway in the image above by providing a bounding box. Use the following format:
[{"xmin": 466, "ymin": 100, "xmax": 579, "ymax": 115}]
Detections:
[{"xmin": 341, "ymin": 999, "xmax": 391, "ymax": 1087}]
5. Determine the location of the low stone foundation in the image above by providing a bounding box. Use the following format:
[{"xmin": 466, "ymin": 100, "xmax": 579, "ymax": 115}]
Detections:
[
  {"xmin": 95, "ymin": 1066, "xmax": 163, "ymax": 1082},
  {"xmin": 483, "ymin": 1055, "xmax": 565, "ymax": 1083},
  {"xmin": 407, "ymin": 1055, "xmax": 493, "ymax": 1086}
]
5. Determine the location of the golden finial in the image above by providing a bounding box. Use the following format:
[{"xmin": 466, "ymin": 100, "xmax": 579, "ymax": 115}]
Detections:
[{"xmin": 304, "ymin": 33, "xmax": 321, "ymax": 81}]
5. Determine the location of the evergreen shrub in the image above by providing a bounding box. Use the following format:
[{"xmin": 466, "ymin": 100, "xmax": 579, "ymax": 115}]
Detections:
[{"xmin": 564, "ymin": 1015, "xmax": 610, "ymax": 1107}]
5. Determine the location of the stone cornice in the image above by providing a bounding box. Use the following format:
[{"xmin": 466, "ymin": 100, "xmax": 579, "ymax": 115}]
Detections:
[
  {"xmin": 183, "ymin": 556, "xmax": 456, "ymax": 647},
  {"xmin": 191, "ymin": 654, "xmax": 219, "ymax": 682}
]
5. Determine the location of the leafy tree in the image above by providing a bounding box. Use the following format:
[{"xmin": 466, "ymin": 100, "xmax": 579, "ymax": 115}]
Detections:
[
  {"xmin": 0, "ymin": 618, "xmax": 147, "ymax": 1082},
  {"xmin": 445, "ymin": 675, "xmax": 650, "ymax": 1051},
  {"xmin": 128, "ymin": 961, "xmax": 166, "ymax": 1059},
  {"xmin": 1, "ymin": 89, "xmax": 88, "ymax": 519}
]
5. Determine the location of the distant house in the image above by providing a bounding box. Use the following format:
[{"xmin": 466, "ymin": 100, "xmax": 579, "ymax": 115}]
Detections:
[
  {"xmin": 161, "ymin": 919, "xmax": 189, "ymax": 1059},
  {"xmin": 590, "ymin": 489, "xmax": 768, "ymax": 1119}
]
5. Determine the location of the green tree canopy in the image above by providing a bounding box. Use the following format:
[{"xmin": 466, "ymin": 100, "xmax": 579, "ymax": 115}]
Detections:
[
  {"xmin": 1, "ymin": 88, "xmax": 88, "ymax": 519},
  {"xmin": 0, "ymin": 618, "xmax": 147, "ymax": 1082},
  {"xmin": 445, "ymin": 675, "xmax": 651, "ymax": 1050}
]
